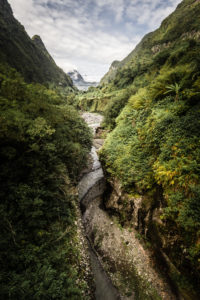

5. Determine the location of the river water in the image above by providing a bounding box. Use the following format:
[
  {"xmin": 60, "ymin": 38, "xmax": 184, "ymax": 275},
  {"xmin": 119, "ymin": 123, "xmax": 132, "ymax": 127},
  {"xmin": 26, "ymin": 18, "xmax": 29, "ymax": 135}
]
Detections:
[{"xmin": 78, "ymin": 112, "xmax": 120, "ymax": 300}]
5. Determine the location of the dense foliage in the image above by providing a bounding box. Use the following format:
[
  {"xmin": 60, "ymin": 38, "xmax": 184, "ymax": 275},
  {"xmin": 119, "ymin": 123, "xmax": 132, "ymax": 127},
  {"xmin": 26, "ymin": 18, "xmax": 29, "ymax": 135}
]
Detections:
[
  {"xmin": 100, "ymin": 44, "xmax": 200, "ymax": 297},
  {"xmin": 0, "ymin": 63, "xmax": 92, "ymax": 299}
]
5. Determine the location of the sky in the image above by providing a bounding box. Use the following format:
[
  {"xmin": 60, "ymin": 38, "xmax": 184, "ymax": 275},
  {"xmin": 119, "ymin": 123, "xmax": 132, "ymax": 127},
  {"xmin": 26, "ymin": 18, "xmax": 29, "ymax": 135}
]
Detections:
[{"xmin": 8, "ymin": 0, "xmax": 182, "ymax": 82}]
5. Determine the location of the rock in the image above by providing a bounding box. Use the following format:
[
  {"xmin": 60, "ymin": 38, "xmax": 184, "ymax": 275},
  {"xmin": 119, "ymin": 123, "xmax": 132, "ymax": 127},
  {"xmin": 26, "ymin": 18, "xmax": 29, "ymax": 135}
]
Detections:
[{"xmin": 93, "ymin": 139, "xmax": 104, "ymax": 150}]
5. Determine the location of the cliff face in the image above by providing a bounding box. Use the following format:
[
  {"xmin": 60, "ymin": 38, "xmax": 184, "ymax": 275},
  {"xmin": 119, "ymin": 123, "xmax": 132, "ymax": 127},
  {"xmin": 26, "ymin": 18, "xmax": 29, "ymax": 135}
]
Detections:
[
  {"xmin": 0, "ymin": 0, "xmax": 73, "ymax": 87},
  {"xmin": 102, "ymin": 178, "xmax": 200, "ymax": 300}
]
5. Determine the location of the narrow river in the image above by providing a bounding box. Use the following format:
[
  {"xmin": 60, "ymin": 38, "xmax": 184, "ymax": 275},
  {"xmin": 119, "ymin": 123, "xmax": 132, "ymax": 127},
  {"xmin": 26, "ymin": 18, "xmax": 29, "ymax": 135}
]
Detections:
[{"xmin": 78, "ymin": 112, "xmax": 121, "ymax": 300}]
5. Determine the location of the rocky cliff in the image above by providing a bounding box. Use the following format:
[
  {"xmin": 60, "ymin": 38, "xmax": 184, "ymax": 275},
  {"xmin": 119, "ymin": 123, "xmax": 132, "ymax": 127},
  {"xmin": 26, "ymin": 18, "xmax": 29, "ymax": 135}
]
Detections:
[{"xmin": 102, "ymin": 179, "xmax": 199, "ymax": 299}]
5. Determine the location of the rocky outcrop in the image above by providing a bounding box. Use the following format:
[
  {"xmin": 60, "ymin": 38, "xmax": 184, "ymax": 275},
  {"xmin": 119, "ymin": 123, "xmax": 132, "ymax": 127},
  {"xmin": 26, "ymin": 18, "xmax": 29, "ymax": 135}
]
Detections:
[
  {"xmin": 80, "ymin": 173, "xmax": 106, "ymax": 212},
  {"xmin": 151, "ymin": 42, "xmax": 172, "ymax": 54},
  {"xmin": 151, "ymin": 30, "xmax": 200, "ymax": 54},
  {"xmin": 104, "ymin": 179, "xmax": 135, "ymax": 226},
  {"xmin": 103, "ymin": 179, "xmax": 199, "ymax": 300},
  {"xmin": 181, "ymin": 30, "xmax": 200, "ymax": 40},
  {"xmin": 68, "ymin": 69, "xmax": 84, "ymax": 82}
]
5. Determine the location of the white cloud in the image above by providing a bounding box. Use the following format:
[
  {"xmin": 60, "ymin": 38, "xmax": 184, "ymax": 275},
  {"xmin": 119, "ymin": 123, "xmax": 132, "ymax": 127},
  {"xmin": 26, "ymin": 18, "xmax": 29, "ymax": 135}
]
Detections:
[
  {"xmin": 8, "ymin": 0, "xmax": 182, "ymax": 81},
  {"xmin": 125, "ymin": 0, "xmax": 181, "ymax": 30},
  {"xmin": 96, "ymin": 0, "xmax": 125, "ymax": 22}
]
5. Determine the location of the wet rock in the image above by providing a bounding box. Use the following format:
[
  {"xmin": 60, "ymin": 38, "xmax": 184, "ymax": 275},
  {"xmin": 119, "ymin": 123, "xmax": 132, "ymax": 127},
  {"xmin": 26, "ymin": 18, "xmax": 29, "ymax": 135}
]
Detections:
[
  {"xmin": 80, "ymin": 177, "xmax": 106, "ymax": 212},
  {"xmin": 93, "ymin": 139, "xmax": 104, "ymax": 150}
]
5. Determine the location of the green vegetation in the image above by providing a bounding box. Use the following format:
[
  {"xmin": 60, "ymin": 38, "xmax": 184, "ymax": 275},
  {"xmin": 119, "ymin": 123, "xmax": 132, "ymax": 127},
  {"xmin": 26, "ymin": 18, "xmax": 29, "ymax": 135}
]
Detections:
[
  {"xmin": 101, "ymin": 0, "xmax": 200, "ymax": 86},
  {"xmin": 112, "ymin": 262, "xmax": 162, "ymax": 300},
  {"xmin": 0, "ymin": 63, "xmax": 92, "ymax": 299},
  {"xmin": 0, "ymin": 2, "xmax": 94, "ymax": 298},
  {"xmin": 100, "ymin": 60, "xmax": 200, "ymax": 296},
  {"xmin": 76, "ymin": 0, "xmax": 200, "ymax": 296},
  {"xmin": 74, "ymin": 87, "xmax": 113, "ymax": 112},
  {"xmin": 1, "ymin": 0, "xmax": 200, "ymax": 297}
]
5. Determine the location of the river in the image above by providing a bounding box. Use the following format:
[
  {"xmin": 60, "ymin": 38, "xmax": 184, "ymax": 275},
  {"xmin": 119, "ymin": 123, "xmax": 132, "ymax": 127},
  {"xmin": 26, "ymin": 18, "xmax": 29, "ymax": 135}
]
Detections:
[{"xmin": 78, "ymin": 112, "xmax": 121, "ymax": 300}]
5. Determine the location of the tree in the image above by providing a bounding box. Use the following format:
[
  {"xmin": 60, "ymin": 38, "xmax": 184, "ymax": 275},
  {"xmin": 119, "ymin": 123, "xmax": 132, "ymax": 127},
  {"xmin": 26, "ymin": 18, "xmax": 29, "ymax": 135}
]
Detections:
[{"xmin": 164, "ymin": 82, "xmax": 181, "ymax": 101}]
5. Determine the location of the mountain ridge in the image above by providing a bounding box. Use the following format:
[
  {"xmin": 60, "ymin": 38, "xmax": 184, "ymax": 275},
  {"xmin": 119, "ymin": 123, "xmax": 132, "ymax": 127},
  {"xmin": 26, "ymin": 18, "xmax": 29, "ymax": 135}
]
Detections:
[
  {"xmin": 101, "ymin": 0, "xmax": 200, "ymax": 85},
  {"xmin": 0, "ymin": 0, "xmax": 73, "ymax": 87}
]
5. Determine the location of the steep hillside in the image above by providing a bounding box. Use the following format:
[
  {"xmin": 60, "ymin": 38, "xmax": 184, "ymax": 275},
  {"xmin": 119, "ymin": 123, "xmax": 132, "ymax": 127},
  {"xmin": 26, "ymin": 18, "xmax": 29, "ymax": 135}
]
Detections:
[
  {"xmin": 101, "ymin": 0, "xmax": 200, "ymax": 87},
  {"xmin": 0, "ymin": 0, "xmax": 73, "ymax": 87},
  {"xmin": 76, "ymin": 1, "xmax": 200, "ymax": 118},
  {"xmin": 100, "ymin": 60, "xmax": 120, "ymax": 84},
  {"xmin": 81, "ymin": 0, "xmax": 200, "ymax": 298},
  {"xmin": 101, "ymin": 0, "xmax": 200, "ymax": 85},
  {"xmin": 0, "ymin": 62, "xmax": 93, "ymax": 299},
  {"xmin": 0, "ymin": 1, "xmax": 95, "ymax": 298},
  {"xmin": 32, "ymin": 35, "xmax": 55, "ymax": 62}
]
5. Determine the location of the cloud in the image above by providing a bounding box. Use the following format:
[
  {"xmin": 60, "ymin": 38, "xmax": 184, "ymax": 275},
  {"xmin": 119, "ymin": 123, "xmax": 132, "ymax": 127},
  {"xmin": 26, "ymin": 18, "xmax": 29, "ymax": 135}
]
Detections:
[
  {"xmin": 125, "ymin": 0, "xmax": 181, "ymax": 30},
  {"xmin": 8, "ymin": 0, "xmax": 182, "ymax": 81}
]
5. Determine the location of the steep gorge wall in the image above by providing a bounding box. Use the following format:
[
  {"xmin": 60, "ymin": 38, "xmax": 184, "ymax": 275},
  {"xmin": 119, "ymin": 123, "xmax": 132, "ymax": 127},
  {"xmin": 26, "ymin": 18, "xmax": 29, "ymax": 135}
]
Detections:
[{"xmin": 101, "ymin": 177, "xmax": 199, "ymax": 300}]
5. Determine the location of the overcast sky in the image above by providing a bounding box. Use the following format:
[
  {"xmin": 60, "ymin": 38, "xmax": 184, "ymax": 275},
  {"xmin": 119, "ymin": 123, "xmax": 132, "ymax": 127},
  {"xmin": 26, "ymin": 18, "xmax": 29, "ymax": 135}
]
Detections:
[{"xmin": 8, "ymin": 0, "xmax": 181, "ymax": 81}]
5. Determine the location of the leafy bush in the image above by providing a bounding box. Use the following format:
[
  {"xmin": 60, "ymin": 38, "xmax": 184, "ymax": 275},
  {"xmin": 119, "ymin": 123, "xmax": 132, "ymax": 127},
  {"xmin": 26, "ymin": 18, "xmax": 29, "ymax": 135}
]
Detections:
[{"xmin": 103, "ymin": 88, "xmax": 133, "ymax": 129}]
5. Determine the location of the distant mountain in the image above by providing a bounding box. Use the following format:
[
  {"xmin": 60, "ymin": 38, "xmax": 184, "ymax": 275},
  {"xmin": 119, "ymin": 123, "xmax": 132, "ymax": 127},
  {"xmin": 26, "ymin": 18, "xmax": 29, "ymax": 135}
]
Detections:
[
  {"xmin": 67, "ymin": 69, "xmax": 84, "ymax": 82},
  {"xmin": 0, "ymin": 0, "xmax": 73, "ymax": 87},
  {"xmin": 67, "ymin": 69, "xmax": 98, "ymax": 91}
]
